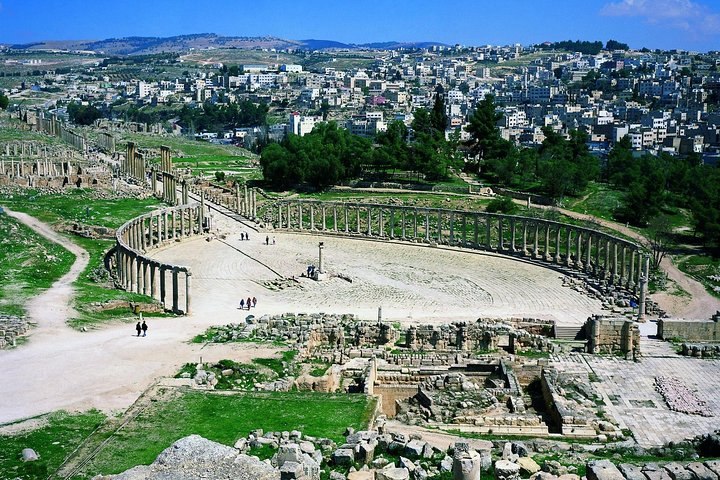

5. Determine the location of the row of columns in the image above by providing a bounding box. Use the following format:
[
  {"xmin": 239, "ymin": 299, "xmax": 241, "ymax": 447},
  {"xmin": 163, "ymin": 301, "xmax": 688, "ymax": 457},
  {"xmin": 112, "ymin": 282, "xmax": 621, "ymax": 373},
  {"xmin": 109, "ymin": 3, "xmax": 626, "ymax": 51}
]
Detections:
[
  {"xmin": 115, "ymin": 204, "xmax": 205, "ymax": 314},
  {"xmin": 0, "ymin": 158, "xmax": 78, "ymax": 177},
  {"xmin": 121, "ymin": 142, "xmax": 146, "ymax": 182},
  {"xmin": 276, "ymin": 201, "xmax": 649, "ymax": 308}
]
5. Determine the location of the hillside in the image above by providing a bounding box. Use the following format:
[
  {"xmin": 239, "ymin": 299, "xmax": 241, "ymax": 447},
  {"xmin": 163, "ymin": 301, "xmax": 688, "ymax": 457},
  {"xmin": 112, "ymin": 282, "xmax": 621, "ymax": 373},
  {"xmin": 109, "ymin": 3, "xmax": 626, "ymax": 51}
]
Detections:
[{"xmin": 9, "ymin": 34, "xmax": 446, "ymax": 55}]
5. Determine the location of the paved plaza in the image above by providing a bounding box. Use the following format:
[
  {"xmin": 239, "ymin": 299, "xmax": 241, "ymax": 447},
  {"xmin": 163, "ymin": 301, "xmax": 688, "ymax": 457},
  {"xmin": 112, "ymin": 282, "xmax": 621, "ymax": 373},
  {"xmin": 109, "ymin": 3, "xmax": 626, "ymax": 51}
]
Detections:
[
  {"xmin": 151, "ymin": 220, "xmax": 606, "ymax": 326},
  {"xmin": 551, "ymin": 330, "xmax": 720, "ymax": 447}
]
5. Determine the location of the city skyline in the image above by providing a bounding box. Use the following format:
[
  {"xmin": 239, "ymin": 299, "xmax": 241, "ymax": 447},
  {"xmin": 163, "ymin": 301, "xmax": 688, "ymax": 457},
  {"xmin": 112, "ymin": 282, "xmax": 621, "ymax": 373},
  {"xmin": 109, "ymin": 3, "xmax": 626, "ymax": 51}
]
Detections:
[{"xmin": 1, "ymin": 0, "xmax": 719, "ymax": 52}]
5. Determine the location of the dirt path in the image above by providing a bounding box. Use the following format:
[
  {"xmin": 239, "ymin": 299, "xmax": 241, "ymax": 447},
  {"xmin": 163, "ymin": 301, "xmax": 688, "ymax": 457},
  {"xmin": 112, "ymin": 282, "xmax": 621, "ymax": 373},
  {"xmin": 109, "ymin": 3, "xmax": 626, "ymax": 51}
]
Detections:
[
  {"xmin": 529, "ymin": 202, "xmax": 720, "ymax": 319},
  {"xmin": 0, "ymin": 211, "xmax": 280, "ymax": 425},
  {"xmin": 4, "ymin": 208, "xmax": 89, "ymax": 335}
]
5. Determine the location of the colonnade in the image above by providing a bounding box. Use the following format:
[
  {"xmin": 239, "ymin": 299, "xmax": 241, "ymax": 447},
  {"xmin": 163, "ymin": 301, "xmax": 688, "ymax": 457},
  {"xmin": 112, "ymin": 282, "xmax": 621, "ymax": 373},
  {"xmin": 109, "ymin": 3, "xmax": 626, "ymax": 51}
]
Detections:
[
  {"xmin": 121, "ymin": 142, "xmax": 146, "ymax": 182},
  {"xmin": 157, "ymin": 145, "xmax": 178, "ymax": 205},
  {"xmin": 274, "ymin": 200, "xmax": 650, "ymax": 318},
  {"xmin": 34, "ymin": 112, "xmax": 87, "ymax": 152},
  {"xmin": 115, "ymin": 203, "xmax": 205, "ymax": 314},
  {"xmin": 0, "ymin": 157, "xmax": 79, "ymax": 177}
]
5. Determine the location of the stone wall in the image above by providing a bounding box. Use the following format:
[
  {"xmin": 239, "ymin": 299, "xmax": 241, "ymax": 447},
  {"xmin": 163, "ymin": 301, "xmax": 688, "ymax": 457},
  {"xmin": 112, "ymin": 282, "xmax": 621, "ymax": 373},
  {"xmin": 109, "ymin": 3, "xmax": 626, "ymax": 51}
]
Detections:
[
  {"xmin": 658, "ymin": 315, "xmax": 720, "ymax": 342},
  {"xmin": 584, "ymin": 315, "xmax": 640, "ymax": 359},
  {"xmin": 0, "ymin": 315, "xmax": 29, "ymax": 349}
]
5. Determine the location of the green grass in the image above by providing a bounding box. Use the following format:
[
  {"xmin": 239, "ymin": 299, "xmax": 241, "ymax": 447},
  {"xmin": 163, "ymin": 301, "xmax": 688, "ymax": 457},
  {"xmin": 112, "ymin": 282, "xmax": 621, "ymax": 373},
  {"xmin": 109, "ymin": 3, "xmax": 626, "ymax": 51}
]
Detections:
[
  {"xmin": 676, "ymin": 254, "xmax": 720, "ymax": 299},
  {"xmin": 78, "ymin": 390, "xmax": 376, "ymax": 478},
  {"xmin": 565, "ymin": 182, "xmax": 624, "ymax": 221},
  {"xmin": 0, "ymin": 189, "xmax": 170, "ymax": 326},
  {"xmin": 0, "ymin": 214, "xmax": 76, "ymax": 316},
  {"xmin": 0, "ymin": 410, "xmax": 106, "ymax": 480},
  {"xmin": 119, "ymin": 132, "xmax": 249, "ymax": 157}
]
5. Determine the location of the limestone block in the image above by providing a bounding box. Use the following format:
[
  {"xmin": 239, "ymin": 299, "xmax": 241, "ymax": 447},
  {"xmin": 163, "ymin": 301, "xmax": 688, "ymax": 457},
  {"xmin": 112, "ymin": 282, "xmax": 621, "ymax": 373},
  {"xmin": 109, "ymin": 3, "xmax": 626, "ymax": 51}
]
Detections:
[
  {"xmin": 618, "ymin": 463, "xmax": 646, "ymax": 480},
  {"xmin": 333, "ymin": 448, "xmax": 355, "ymax": 466},
  {"xmin": 686, "ymin": 462, "xmax": 718, "ymax": 480},
  {"xmin": 280, "ymin": 461, "xmax": 304, "ymax": 480},
  {"xmin": 518, "ymin": 457, "xmax": 541, "ymax": 476},
  {"xmin": 663, "ymin": 463, "xmax": 695, "ymax": 480},
  {"xmin": 494, "ymin": 460, "xmax": 520, "ymax": 480},
  {"xmin": 586, "ymin": 460, "xmax": 625, "ymax": 480},
  {"xmin": 376, "ymin": 468, "xmax": 410, "ymax": 480},
  {"xmin": 405, "ymin": 440, "xmax": 426, "ymax": 458},
  {"xmin": 706, "ymin": 462, "xmax": 720, "ymax": 479},
  {"xmin": 348, "ymin": 471, "xmax": 376, "ymax": 480}
]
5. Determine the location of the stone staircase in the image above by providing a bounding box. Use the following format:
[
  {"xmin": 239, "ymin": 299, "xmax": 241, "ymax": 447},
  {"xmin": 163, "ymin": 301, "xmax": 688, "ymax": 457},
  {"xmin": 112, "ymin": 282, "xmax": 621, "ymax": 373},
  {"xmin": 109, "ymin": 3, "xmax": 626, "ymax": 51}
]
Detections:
[{"xmin": 553, "ymin": 324, "xmax": 585, "ymax": 340}]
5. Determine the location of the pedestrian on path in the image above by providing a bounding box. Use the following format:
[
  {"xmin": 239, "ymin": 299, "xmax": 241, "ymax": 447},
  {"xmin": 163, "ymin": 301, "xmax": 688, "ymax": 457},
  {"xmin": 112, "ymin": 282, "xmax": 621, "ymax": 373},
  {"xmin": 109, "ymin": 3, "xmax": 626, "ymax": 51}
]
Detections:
[
  {"xmin": 135, "ymin": 322, "xmax": 142, "ymax": 337},
  {"xmin": 239, "ymin": 298, "xmax": 245, "ymax": 309},
  {"xmin": 252, "ymin": 296, "xmax": 257, "ymax": 307},
  {"xmin": 266, "ymin": 235, "xmax": 269, "ymax": 245},
  {"xmin": 141, "ymin": 320, "xmax": 148, "ymax": 337},
  {"xmin": 247, "ymin": 297, "xmax": 252, "ymax": 310}
]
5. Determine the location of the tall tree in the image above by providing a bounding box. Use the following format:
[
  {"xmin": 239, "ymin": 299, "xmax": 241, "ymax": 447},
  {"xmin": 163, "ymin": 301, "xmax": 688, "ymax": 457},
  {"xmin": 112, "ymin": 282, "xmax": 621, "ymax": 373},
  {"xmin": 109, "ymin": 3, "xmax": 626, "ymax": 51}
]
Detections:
[
  {"xmin": 430, "ymin": 87, "xmax": 448, "ymax": 133},
  {"xmin": 465, "ymin": 95, "xmax": 504, "ymax": 163}
]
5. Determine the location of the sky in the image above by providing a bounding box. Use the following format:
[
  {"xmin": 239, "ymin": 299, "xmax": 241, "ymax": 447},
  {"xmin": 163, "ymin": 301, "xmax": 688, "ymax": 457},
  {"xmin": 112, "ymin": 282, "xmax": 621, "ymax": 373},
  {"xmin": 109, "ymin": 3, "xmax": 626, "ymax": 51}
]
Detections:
[{"xmin": 0, "ymin": 0, "xmax": 719, "ymax": 52}]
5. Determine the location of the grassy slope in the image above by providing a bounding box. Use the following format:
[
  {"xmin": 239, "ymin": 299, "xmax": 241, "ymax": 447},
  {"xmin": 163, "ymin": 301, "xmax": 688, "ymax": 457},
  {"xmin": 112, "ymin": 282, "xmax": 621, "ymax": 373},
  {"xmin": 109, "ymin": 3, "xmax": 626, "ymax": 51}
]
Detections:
[
  {"xmin": 0, "ymin": 410, "xmax": 106, "ymax": 480},
  {"xmin": 0, "ymin": 189, "xmax": 167, "ymax": 326},
  {"xmin": 0, "ymin": 214, "xmax": 76, "ymax": 316},
  {"xmin": 80, "ymin": 390, "xmax": 376, "ymax": 478}
]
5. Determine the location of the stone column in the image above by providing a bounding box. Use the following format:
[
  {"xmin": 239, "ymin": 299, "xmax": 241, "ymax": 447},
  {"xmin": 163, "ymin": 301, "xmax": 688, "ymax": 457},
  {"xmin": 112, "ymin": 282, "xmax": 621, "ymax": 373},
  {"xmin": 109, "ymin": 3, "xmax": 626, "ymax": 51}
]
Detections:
[
  {"xmin": 533, "ymin": 222, "xmax": 539, "ymax": 258},
  {"xmin": 486, "ymin": 216, "xmax": 492, "ymax": 250},
  {"xmin": 474, "ymin": 215, "xmax": 480, "ymax": 247},
  {"xmin": 638, "ymin": 255, "xmax": 650, "ymax": 322},
  {"xmin": 185, "ymin": 271, "xmax": 192, "ymax": 315},
  {"xmin": 461, "ymin": 214, "xmax": 467, "ymax": 246},
  {"xmin": 401, "ymin": 209, "xmax": 406, "ymax": 239},
  {"xmin": 333, "ymin": 206, "xmax": 338, "ymax": 231},
  {"xmin": 150, "ymin": 262, "xmax": 157, "ymax": 298},
  {"xmin": 288, "ymin": 203, "xmax": 292, "ymax": 229},
  {"xmin": 298, "ymin": 205, "xmax": 303, "ymax": 230},
  {"xmin": 135, "ymin": 255, "xmax": 142, "ymax": 294},
  {"xmin": 236, "ymin": 184, "xmax": 242, "ymax": 214},
  {"xmin": 595, "ymin": 236, "xmax": 602, "ymax": 274},
  {"xmin": 566, "ymin": 228, "xmax": 574, "ymax": 266},
  {"xmin": 310, "ymin": 205, "xmax": 315, "ymax": 231},
  {"xmin": 171, "ymin": 267, "xmax": 179, "ymax": 313},
  {"xmin": 321, "ymin": 206, "xmax": 327, "ymax": 231},
  {"xmin": 389, "ymin": 208, "xmax": 395, "ymax": 239},
  {"xmin": 425, "ymin": 210, "xmax": 430, "ymax": 242},
  {"xmin": 344, "ymin": 206, "xmax": 349, "ymax": 233},
  {"xmin": 554, "ymin": 226, "xmax": 561, "ymax": 262},
  {"xmin": 413, "ymin": 208, "xmax": 418, "ymax": 240},
  {"xmin": 379, "ymin": 208, "xmax": 385, "ymax": 238},
  {"xmin": 522, "ymin": 220, "xmax": 528, "ymax": 255},
  {"xmin": 356, "ymin": 207, "xmax": 361, "ymax": 234},
  {"xmin": 621, "ymin": 246, "xmax": 627, "ymax": 285},
  {"xmin": 141, "ymin": 260, "xmax": 148, "ymax": 296},
  {"xmin": 604, "ymin": 239, "xmax": 611, "ymax": 279},
  {"xmin": 629, "ymin": 250, "xmax": 637, "ymax": 289},
  {"xmin": 611, "ymin": 242, "xmax": 619, "ymax": 284},
  {"xmin": 510, "ymin": 218, "xmax": 516, "ymax": 252},
  {"xmin": 159, "ymin": 265, "xmax": 167, "ymax": 307},
  {"xmin": 448, "ymin": 212, "xmax": 455, "ymax": 244},
  {"xmin": 367, "ymin": 207, "xmax": 372, "ymax": 236},
  {"xmin": 498, "ymin": 217, "xmax": 504, "ymax": 251},
  {"xmin": 544, "ymin": 223, "xmax": 551, "ymax": 260},
  {"xmin": 437, "ymin": 211, "xmax": 442, "ymax": 243}
]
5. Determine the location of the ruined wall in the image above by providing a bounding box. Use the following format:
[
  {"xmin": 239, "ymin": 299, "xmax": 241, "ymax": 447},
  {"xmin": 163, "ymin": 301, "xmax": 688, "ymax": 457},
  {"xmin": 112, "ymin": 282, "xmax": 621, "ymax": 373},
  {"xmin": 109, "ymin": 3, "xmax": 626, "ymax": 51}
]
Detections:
[
  {"xmin": 585, "ymin": 315, "xmax": 640, "ymax": 358},
  {"xmin": 658, "ymin": 317, "xmax": 720, "ymax": 342}
]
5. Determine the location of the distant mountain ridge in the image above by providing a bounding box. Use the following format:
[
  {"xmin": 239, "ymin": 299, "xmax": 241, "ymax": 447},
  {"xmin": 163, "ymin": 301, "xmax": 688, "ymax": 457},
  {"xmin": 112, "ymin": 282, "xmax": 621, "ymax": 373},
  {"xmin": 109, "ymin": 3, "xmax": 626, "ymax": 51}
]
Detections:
[{"xmin": 9, "ymin": 33, "xmax": 448, "ymax": 55}]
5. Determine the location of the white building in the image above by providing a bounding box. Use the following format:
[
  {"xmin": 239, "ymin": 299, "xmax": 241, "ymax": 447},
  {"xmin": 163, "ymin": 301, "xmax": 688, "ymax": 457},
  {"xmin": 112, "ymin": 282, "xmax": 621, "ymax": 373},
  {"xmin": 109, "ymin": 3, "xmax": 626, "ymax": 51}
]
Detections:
[{"xmin": 289, "ymin": 112, "xmax": 321, "ymax": 136}]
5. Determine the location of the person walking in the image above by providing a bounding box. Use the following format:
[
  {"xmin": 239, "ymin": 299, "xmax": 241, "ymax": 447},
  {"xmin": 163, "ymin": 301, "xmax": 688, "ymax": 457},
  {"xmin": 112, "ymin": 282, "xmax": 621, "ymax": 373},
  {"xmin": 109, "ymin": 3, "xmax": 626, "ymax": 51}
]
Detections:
[
  {"xmin": 265, "ymin": 235, "xmax": 269, "ymax": 245},
  {"xmin": 247, "ymin": 297, "xmax": 252, "ymax": 309},
  {"xmin": 239, "ymin": 298, "xmax": 245, "ymax": 309},
  {"xmin": 252, "ymin": 296, "xmax": 257, "ymax": 307},
  {"xmin": 141, "ymin": 320, "xmax": 148, "ymax": 337},
  {"xmin": 135, "ymin": 322, "xmax": 142, "ymax": 337}
]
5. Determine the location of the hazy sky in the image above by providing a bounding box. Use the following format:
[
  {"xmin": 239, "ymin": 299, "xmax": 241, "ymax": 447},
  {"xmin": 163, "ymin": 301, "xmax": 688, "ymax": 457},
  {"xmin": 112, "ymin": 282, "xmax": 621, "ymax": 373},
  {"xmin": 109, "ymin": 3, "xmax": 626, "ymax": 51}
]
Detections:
[{"xmin": 0, "ymin": 0, "xmax": 719, "ymax": 51}]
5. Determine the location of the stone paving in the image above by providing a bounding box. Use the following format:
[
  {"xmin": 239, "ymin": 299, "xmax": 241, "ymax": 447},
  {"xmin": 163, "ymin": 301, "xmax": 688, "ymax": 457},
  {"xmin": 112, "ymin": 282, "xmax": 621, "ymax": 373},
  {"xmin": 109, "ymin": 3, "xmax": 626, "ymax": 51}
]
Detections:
[
  {"xmin": 551, "ymin": 332, "xmax": 720, "ymax": 447},
  {"xmin": 150, "ymin": 220, "xmax": 606, "ymax": 326}
]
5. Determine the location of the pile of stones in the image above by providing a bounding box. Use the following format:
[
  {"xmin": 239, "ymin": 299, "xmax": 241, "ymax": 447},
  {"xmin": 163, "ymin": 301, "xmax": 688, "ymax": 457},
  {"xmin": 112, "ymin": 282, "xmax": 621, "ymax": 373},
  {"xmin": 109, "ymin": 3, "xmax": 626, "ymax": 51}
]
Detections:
[
  {"xmin": 0, "ymin": 315, "xmax": 29, "ymax": 349},
  {"xmin": 654, "ymin": 376, "xmax": 711, "ymax": 417}
]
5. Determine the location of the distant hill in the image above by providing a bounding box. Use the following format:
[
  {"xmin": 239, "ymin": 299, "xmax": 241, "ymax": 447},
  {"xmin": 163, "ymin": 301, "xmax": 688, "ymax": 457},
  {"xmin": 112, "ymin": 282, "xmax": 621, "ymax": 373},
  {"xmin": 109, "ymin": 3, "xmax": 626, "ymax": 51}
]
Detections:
[{"xmin": 9, "ymin": 34, "xmax": 447, "ymax": 55}]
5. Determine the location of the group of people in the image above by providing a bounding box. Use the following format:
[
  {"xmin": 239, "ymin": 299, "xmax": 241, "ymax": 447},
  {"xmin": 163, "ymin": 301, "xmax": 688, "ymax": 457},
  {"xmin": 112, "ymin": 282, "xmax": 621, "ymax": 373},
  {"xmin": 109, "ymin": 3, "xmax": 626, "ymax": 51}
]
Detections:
[
  {"xmin": 135, "ymin": 320, "xmax": 148, "ymax": 337},
  {"xmin": 239, "ymin": 232, "xmax": 250, "ymax": 241},
  {"xmin": 239, "ymin": 296, "xmax": 257, "ymax": 310},
  {"xmin": 265, "ymin": 235, "xmax": 276, "ymax": 245}
]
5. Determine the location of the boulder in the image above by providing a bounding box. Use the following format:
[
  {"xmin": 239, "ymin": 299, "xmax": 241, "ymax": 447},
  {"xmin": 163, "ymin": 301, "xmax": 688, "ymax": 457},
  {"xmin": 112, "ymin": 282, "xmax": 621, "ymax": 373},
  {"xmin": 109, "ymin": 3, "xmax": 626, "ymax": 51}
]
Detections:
[
  {"xmin": 405, "ymin": 440, "xmax": 426, "ymax": 458},
  {"xmin": 376, "ymin": 468, "xmax": 410, "ymax": 480},
  {"xmin": 518, "ymin": 457, "xmax": 541, "ymax": 476},
  {"xmin": 586, "ymin": 460, "xmax": 625, "ymax": 480},
  {"xmin": 21, "ymin": 448, "xmax": 38, "ymax": 462},
  {"xmin": 706, "ymin": 462, "xmax": 720, "ymax": 479}
]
